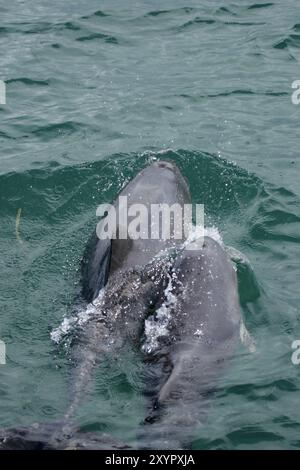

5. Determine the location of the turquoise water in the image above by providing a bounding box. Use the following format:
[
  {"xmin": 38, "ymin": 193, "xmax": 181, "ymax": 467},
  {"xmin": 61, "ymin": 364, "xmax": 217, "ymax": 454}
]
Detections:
[{"xmin": 1, "ymin": 0, "xmax": 300, "ymax": 449}]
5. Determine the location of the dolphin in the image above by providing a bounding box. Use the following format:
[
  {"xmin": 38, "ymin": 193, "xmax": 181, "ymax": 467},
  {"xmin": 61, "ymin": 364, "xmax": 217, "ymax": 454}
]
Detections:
[
  {"xmin": 0, "ymin": 160, "xmax": 191, "ymax": 450},
  {"xmin": 64, "ymin": 160, "xmax": 191, "ymax": 426},
  {"xmin": 138, "ymin": 236, "xmax": 249, "ymax": 449}
]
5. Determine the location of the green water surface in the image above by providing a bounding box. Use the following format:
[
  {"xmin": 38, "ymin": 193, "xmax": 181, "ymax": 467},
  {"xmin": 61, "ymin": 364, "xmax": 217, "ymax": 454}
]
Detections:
[{"xmin": 1, "ymin": 0, "xmax": 300, "ymax": 449}]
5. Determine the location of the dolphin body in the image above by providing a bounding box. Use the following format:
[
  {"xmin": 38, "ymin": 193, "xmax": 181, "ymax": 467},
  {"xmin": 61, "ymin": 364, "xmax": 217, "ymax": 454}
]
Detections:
[
  {"xmin": 65, "ymin": 160, "xmax": 192, "ymax": 424},
  {"xmin": 0, "ymin": 161, "xmax": 252, "ymax": 450},
  {"xmin": 0, "ymin": 160, "xmax": 191, "ymax": 450},
  {"xmin": 138, "ymin": 237, "xmax": 245, "ymax": 449}
]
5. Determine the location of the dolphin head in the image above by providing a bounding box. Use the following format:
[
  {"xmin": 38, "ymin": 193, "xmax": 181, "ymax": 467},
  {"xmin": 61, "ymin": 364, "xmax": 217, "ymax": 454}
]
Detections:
[
  {"xmin": 82, "ymin": 159, "xmax": 192, "ymax": 299},
  {"xmin": 121, "ymin": 159, "xmax": 191, "ymax": 208}
]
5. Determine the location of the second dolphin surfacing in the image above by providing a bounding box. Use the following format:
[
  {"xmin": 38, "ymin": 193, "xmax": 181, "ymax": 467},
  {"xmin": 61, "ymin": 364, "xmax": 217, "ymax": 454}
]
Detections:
[{"xmin": 139, "ymin": 237, "xmax": 247, "ymax": 449}]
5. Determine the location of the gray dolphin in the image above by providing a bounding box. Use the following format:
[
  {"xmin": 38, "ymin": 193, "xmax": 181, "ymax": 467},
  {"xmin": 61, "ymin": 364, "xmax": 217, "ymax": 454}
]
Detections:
[
  {"xmin": 65, "ymin": 160, "xmax": 191, "ymax": 427},
  {"xmin": 138, "ymin": 237, "xmax": 246, "ymax": 449}
]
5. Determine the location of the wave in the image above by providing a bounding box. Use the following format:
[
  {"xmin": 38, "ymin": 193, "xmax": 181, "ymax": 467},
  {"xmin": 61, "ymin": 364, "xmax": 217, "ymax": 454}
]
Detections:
[
  {"xmin": 0, "ymin": 19, "xmax": 115, "ymax": 39},
  {"xmin": 81, "ymin": 10, "xmax": 110, "ymax": 20},
  {"xmin": 247, "ymin": 3, "xmax": 274, "ymax": 10},
  {"xmin": 177, "ymin": 16, "xmax": 265, "ymax": 32},
  {"xmin": 6, "ymin": 78, "xmax": 49, "ymax": 86},
  {"xmin": 178, "ymin": 89, "xmax": 288, "ymax": 101},
  {"xmin": 1, "ymin": 148, "xmax": 299, "ymax": 221},
  {"xmin": 274, "ymin": 34, "xmax": 300, "ymax": 50},
  {"xmin": 144, "ymin": 7, "xmax": 196, "ymax": 18},
  {"xmin": 76, "ymin": 32, "xmax": 118, "ymax": 44},
  {"xmin": 273, "ymin": 24, "xmax": 300, "ymax": 49}
]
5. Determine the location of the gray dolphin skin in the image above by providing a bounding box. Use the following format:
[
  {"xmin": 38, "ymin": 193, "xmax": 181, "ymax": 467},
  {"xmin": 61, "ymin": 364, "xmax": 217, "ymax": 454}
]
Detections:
[{"xmin": 139, "ymin": 237, "xmax": 243, "ymax": 449}]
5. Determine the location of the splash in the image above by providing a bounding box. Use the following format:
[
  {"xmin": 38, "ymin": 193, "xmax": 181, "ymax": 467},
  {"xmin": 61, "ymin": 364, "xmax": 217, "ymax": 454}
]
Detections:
[
  {"xmin": 142, "ymin": 271, "xmax": 177, "ymax": 354},
  {"xmin": 50, "ymin": 289, "xmax": 105, "ymax": 344},
  {"xmin": 181, "ymin": 222, "xmax": 224, "ymax": 249}
]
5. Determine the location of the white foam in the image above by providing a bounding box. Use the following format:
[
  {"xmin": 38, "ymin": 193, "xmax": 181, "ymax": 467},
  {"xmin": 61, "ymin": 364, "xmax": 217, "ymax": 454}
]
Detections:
[
  {"xmin": 194, "ymin": 328, "xmax": 204, "ymax": 338},
  {"xmin": 50, "ymin": 289, "xmax": 106, "ymax": 344},
  {"xmin": 204, "ymin": 225, "xmax": 224, "ymax": 246},
  {"xmin": 142, "ymin": 272, "xmax": 178, "ymax": 354},
  {"xmin": 180, "ymin": 223, "xmax": 224, "ymax": 251}
]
